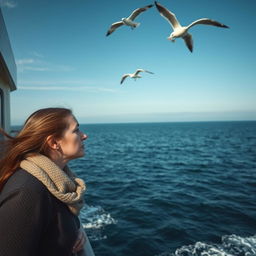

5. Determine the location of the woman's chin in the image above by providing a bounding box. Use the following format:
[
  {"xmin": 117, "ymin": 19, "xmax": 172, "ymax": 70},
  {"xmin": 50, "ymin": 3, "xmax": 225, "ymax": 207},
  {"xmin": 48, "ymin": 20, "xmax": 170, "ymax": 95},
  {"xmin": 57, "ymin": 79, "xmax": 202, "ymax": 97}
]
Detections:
[
  {"xmin": 79, "ymin": 149, "xmax": 85, "ymax": 157},
  {"xmin": 70, "ymin": 151, "xmax": 85, "ymax": 160}
]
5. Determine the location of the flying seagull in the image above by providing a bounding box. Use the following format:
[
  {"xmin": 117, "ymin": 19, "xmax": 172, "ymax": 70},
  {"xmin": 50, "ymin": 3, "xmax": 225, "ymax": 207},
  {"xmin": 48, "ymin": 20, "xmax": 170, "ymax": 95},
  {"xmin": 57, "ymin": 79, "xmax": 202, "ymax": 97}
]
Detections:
[
  {"xmin": 106, "ymin": 4, "xmax": 153, "ymax": 36},
  {"xmin": 154, "ymin": 1, "xmax": 229, "ymax": 52},
  {"xmin": 120, "ymin": 69, "xmax": 154, "ymax": 84}
]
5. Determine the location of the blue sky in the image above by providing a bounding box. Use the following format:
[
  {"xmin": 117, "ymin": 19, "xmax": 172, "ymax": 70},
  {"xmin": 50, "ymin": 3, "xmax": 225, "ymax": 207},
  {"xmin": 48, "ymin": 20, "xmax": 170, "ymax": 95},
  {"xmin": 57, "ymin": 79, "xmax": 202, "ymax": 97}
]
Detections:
[{"xmin": 1, "ymin": 0, "xmax": 256, "ymax": 124}]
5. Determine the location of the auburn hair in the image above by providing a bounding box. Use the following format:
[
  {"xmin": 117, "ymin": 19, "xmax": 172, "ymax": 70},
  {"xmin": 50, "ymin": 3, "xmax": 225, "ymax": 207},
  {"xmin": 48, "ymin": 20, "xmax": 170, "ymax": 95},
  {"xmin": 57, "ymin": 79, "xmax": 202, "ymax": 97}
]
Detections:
[{"xmin": 0, "ymin": 107, "xmax": 72, "ymax": 191}]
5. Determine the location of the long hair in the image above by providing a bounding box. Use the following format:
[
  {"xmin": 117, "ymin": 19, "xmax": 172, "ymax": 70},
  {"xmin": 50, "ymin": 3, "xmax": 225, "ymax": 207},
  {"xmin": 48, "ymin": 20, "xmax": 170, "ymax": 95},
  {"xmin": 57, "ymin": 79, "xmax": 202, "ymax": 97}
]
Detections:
[{"xmin": 0, "ymin": 107, "xmax": 72, "ymax": 191}]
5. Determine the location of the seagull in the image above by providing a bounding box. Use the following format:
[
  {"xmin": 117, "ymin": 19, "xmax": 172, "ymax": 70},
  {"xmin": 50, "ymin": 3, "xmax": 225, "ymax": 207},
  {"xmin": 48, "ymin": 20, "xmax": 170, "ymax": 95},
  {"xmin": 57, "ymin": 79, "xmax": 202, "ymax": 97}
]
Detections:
[
  {"xmin": 120, "ymin": 69, "xmax": 154, "ymax": 84},
  {"xmin": 106, "ymin": 4, "xmax": 153, "ymax": 36},
  {"xmin": 154, "ymin": 1, "xmax": 229, "ymax": 52}
]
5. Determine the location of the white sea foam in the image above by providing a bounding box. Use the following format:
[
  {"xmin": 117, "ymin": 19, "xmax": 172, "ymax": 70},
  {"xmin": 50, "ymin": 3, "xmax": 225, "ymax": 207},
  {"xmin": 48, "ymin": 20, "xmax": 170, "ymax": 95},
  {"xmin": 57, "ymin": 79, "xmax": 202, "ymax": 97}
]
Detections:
[
  {"xmin": 221, "ymin": 234, "xmax": 256, "ymax": 255},
  {"xmin": 156, "ymin": 234, "xmax": 256, "ymax": 256},
  {"xmin": 80, "ymin": 204, "xmax": 117, "ymax": 229}
]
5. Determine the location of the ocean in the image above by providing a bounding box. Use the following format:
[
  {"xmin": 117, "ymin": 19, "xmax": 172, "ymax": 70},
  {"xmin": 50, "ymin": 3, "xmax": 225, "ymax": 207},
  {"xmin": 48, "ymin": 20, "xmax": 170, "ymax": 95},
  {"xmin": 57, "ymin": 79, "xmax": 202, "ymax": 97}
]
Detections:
[
  {"xmin": 69, "ymin": 121, "xmax": 256, "ymax": 256},
  {"xmin": 14, "ymin": 121, "xmax": 256, "ymax": 255}
]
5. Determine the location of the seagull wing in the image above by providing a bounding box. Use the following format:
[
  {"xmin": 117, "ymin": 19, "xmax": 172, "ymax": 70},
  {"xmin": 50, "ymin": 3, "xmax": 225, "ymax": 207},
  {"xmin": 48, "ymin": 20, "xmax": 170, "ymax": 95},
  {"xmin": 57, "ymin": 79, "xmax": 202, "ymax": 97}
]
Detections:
[
  {"xmin": 155, "ymin": 1, "xmax": 181, "ymax": 29},
  {"xmin": 106, "ymin": 21, "xmax": 124, "ymax": 36},
  {"xmin": 183, "ymin": 33, "xmax": 193, "ymax": 52},
  {"xmin": 128, "ymin": 4, "xmax": 153, "ymax": 21},
  {"xmin": 144, "ymin": 70, "xmax": 154, "ymax": 74},
  {"xmin": 187, "ymin": 18, "xmax": 229, "ymax": 30},
  {"xmin": 134, "ymin": 69, "xmax": 144, "ymax": 75},
  {"xmin": 135, "ymin": 69, "xmax": 154, "ymax": 75},
  {"xmin": 120, "ymin": 74, "xmax": 129, "ymax": 84}
]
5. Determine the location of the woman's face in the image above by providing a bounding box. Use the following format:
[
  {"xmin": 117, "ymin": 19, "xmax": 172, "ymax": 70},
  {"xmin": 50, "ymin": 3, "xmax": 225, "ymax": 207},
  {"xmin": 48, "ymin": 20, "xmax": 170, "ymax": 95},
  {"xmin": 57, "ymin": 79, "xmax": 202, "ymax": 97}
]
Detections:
[{"xmin": 57, "ymin": 115, "xmax": 87, "ymax": 161}]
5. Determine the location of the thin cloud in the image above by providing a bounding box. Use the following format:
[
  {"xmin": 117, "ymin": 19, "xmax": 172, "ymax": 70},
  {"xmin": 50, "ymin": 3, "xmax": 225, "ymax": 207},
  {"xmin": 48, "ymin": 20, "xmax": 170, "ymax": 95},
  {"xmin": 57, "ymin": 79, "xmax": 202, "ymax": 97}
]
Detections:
[
  {"xmin": 19, "ymin": 80, "xmax": 95, "ymax": 86},
  {"xmin": 16, "ymin": 59, "xmax": 35, "ymax": 65},
  {"xmin": 19, "ymin": 82, "xmax": 116, "ymax": 93},
  {"xmin": 19, "ymin": 79, "xmax": 117, "ymax": 88},
  {"xmin": 0, "ymin": 0, "xmax": 17, "ymax": 8},
  {"xmin": 16, "ymin": 57, "xmax": 74, "ymax": 73},
  {"xmin": 30, "ymin": 51, "xmax": 44, "ymax": 58},
  {"xmin": 19, "ymin": 85, "xmax": 117, "ymax": 93},
  {"xmin": 19, "ymin": 79, "xmax": 118, "ymax": 91},
  {"xmin": 21, "ymin": 66, "xmax": 50, "ymax": 72},
  {"xmin": 19, "ymin": 86, "xmax": 83, "ymax": 91}
]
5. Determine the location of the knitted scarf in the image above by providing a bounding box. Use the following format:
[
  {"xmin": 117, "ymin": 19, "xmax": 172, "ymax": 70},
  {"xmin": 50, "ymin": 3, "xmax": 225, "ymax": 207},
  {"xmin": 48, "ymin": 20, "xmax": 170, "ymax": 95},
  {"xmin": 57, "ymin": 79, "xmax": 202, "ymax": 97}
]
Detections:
[{"xmin": 20, "ymin": 154, "xmax": 86, "ymax": 215}]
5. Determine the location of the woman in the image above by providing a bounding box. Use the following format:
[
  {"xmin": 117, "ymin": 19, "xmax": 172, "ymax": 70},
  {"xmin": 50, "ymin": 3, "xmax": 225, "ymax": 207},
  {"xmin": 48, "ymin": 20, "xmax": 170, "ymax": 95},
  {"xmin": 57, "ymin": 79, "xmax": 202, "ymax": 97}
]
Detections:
[{"xmin": 0, "ymin": 107, "xmax": 89, "ymax": 256}]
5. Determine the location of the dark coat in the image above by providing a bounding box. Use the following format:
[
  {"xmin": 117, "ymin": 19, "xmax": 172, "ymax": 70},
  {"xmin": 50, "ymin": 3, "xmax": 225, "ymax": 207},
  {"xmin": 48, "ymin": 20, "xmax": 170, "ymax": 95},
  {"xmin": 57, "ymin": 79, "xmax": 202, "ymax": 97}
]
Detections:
[{"xmin": 0, "ymin": 169, "xmax": 80, "ymax": 256}]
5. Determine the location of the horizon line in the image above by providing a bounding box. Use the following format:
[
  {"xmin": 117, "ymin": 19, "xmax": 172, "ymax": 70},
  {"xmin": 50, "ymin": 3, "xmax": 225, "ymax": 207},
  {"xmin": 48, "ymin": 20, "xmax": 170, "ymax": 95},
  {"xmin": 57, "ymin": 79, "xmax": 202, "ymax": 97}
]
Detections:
[{"xmin": 11, "ymin": 119, "xmax": 256, "ymax": 127}]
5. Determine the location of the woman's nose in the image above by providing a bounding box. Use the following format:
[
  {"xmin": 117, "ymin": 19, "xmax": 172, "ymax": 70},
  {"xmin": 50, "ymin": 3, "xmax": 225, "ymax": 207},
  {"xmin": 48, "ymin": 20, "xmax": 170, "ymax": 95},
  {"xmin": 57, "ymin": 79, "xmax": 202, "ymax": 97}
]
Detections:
[{"xmin": 82, "ymin": 133, "xmax": 88, "ymax": 140}]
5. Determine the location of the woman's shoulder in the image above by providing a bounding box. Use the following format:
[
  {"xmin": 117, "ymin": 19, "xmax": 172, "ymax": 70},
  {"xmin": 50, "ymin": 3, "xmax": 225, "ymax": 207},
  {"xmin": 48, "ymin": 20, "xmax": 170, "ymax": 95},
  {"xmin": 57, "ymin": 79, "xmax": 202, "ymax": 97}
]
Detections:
[{"xmin": 0, "ymin": 168, "xmax": 50, "ymax": 202}]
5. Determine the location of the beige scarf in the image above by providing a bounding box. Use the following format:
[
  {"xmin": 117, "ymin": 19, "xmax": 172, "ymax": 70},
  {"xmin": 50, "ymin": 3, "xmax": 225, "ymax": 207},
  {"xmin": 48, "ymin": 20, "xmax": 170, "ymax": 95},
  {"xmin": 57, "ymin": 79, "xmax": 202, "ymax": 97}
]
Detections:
[{"xmin": 20, "ymin": 154, "xmax": 86, "ymax": 215}]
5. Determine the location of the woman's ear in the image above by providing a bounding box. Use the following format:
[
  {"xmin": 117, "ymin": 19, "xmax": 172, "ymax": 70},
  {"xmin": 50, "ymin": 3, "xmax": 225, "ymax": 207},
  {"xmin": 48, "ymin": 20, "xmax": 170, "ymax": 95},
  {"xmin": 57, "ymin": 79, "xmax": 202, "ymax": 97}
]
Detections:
[{"xmin": 46, "ymin": 135, "xmax": 60, "ymax": 150}]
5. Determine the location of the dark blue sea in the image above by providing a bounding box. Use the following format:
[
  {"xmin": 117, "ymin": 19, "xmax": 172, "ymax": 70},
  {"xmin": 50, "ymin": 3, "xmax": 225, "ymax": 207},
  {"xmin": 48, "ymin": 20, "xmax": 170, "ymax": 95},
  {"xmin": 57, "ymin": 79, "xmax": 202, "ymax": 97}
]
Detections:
[
  {"xmin": 20, "ymin": 121, "xmax": 256, "ymax": 255},
  {"xmin": 68, "ymin": 121, "xmax": 256, "ymax": 256}
]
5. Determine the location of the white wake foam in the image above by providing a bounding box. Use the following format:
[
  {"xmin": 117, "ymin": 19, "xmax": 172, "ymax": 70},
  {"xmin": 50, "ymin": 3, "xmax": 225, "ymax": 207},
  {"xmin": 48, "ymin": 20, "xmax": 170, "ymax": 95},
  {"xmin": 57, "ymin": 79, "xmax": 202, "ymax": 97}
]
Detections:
[
  {"xmin": 80, "ymin": 204, "xmax": 117, "ymax": 241},
  {"xmin": 156, "ymin": 234, "xmax": 256, "ymax": 256}
]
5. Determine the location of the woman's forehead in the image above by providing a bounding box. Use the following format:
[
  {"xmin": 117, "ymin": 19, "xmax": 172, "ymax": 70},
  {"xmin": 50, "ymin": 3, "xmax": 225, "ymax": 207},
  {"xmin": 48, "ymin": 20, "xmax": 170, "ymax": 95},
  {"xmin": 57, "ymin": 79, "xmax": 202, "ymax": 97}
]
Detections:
[{"xmin": 66, "ymin": 115, "xmax": 78, "ymax": 127}]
